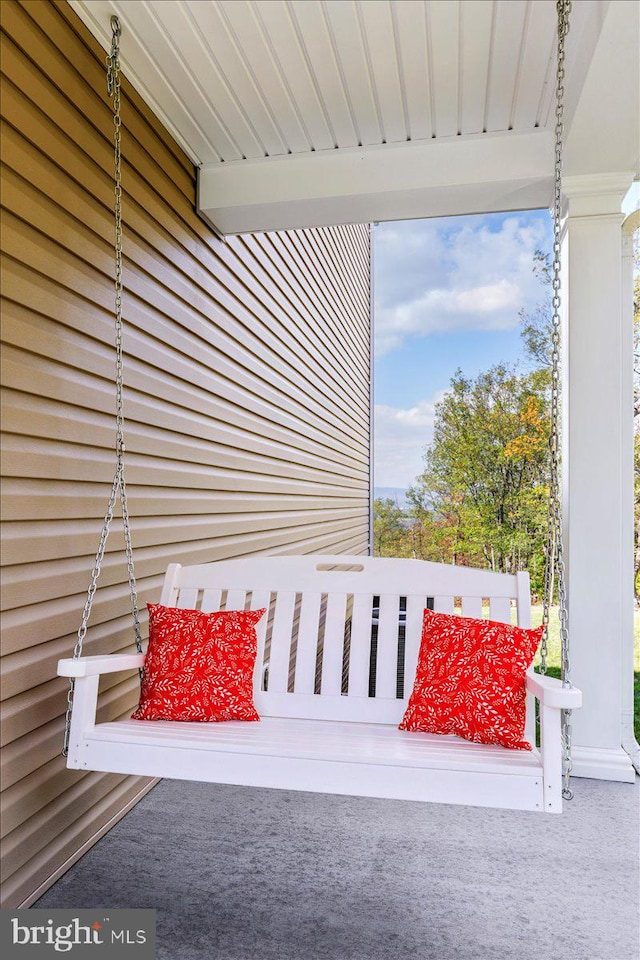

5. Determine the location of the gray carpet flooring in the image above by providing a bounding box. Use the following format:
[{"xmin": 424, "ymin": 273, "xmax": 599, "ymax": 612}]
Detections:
[{"xmin": 36, "ymin": 777, "xmax": 639, "ymax": 960}]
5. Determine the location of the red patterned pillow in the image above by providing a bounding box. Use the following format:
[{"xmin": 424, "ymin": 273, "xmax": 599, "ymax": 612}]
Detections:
[
  {"xmin": 132, "ymin": 603, "xmax": 266, "ymax": 722},
  {"xmin": 400, "ymin": 609, "xmax": 542, "ymax": 750}
]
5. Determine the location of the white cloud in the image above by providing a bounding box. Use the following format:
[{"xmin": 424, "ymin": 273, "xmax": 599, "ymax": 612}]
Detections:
[
  {"xmin": 374, "ymin": 214, "xmax": 550, "ymax": 355},
  {"xmin": 374, "ymin": 395, "xmax": 443, "ymax": 489}
]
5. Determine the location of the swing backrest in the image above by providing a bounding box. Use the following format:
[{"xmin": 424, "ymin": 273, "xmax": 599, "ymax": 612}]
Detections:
[{"xmin": 159, "ymin": 555, "xmax": 533, "ymax": 725}]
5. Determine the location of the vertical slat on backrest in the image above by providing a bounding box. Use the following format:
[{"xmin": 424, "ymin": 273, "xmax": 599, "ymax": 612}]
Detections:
[
  {"xmin": 375, "ymin": 595, "xmax": 399, "ymax": 699},
  {"xmin": 347, "ymin": 593, "xmax": 374, "ymax": 696},
  {"xmin": 267, "ymin": 591, "xmax": 296, "ymax": 693},
  {"xmin": 461, "ymin": 596, "xmax": 483, "ymax": 618},
  {"xmin": 159, "ymin": 563, "xmax": 182, "ymax": 606},
  {"xmin": 433, "ymin": 596, "xmax": 454, "ymax": 614},
  {"xmin": 177, "ymin": 587, "xmax": 198, "ymax": 609},
  {"xmin": 515, "ymin": 572, "xmax": 532, "ymax": 627},
  {"xmin": 515, "ymin": 571, "xmax": 535, "ymax": 737},
  {"xmin": 293, "ymin": 592, "xmax": 322, "ymax": 694},
  {"xmin": 403, "ymin": 595, "xmax": 426, "ymax": 692},
  {"xmin": 524, "ymin": 675, "xmax": 536, "ymax": 748},
  {"xmin": 489, "ymin": 597, "xmax": 512, "ymax": 623},
  {"xmin": 320, "ymin": 593, "xmax": 347, "ymax": 695},
  {"xmin": 201, "ymin": 589, "xmax": 222, "ymax": 613},
  {"xmin": 250, "ymin": 589, "xmax": 271, "ymax": 689},
  {"xmin": 225, "ymin": 589, "xmax": 246, "ymax": 611}
]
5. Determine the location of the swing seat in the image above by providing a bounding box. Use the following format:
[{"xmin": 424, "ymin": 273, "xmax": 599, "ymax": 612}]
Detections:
[{"xmin": 58, "ymin": 555, "xmax": 581, "ymax": 813}]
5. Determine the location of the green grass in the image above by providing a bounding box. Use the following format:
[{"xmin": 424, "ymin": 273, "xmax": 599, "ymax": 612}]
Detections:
[{"xmin": 527, "ymin": 604, "xmax": 640, "ymax": 743}]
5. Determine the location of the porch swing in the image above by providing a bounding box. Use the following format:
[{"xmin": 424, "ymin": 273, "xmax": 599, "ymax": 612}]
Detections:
[{"xmin": 58, "ymin": 3, "xmax": 581, "ymax": 813}]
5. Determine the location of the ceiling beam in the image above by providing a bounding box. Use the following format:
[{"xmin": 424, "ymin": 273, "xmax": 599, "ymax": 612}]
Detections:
[{"xmin": 197, "ymin": 130, "xmax": 555, "ymax": 236}]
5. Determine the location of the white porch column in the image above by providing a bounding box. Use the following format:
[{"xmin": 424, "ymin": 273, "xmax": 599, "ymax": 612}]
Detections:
[{"xmin": 564, "ymin": 173, "xmax": 636, "ymax": 783}]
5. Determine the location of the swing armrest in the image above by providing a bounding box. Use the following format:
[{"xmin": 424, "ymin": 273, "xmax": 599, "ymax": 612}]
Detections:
[
  {"xmin": 525, "ymin": 672, "xmax": 582, "ymax": 709},
  {"xmin": 57, "ymin": 653, "xmax": 145, "ymax": 678}
]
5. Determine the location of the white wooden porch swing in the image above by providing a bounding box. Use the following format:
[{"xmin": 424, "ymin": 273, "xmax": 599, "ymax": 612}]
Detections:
[{"xmin": 58, "ymin": 3, "xmax": 581, "ymax": 814}]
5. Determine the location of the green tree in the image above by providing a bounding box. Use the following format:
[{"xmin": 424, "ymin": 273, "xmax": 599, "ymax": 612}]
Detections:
[
  {"xmin": 373, "ymin": 497, "xmax": 410, "ymax": 557},
  {"xmin": 374, "ymin": 248, "xmax": 555, "ymax": 596},
  {"xmin": 407, "ymin": 364, "xmax": 550, "ymax": 592},
  {"xmin": 519, "ymin": 249, "xmax": 554, "ymax": 369}
]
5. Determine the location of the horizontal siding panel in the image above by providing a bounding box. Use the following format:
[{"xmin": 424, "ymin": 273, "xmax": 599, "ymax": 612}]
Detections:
[
  {"xmin": 2, "ymin": 515, "xmax": 370, "ymax": 614},
  {"xmin": 1, "ymin": 119, "xmax": 368, "ymax": 416},
  {"xmin": 2, "ymin": 663, "xmax": 141, "ymax": 746},
  {"xmin": 2, "ymin": 758, "xmax": 97, "ymax": 840},
  {"xmin": 2, "ymin": 771, "xmax": 131, "ymax": 875},
  {"xmin": 1, "ymin": 679, "xmax": 70, "ymax": 748},
  {"xmin": 1, "ymin": 777, "xmax": 155, "ymax": 909},
  {"xmin": 2, "ymin": 507, "xmax": 367, "ymax": 565},
  {"xmin": 1, "ymin": 436, "xmax": 365, "ymax": 494},
  {"xmin": 6, "ymin": 0, "xmax": 194, "ymax": 189},
  {"xmin": 1, "ymin": 621, "xmax": 153, "ymax": 695},
  {"xmin": 1, "ymin": 480, "xmax": 364, "ymax": 522},
  {"xmin": 1, "ymin": 218, "xmax": 369, "ymax": 442},
  {"xmin": 1, "ymin": 261, "xmax": 369, "ymax": 455},
  {"xmin": 2, "ymin": 717, "xmax": 68, "ymax": 791},
  {"xmin": 5, "ymin": 158, "xmax": 365, "ymax": 438},
  {"xmin": 1, "ymin": 383, "xmax": 368, "ymax": 479},
  {"xmin": 0, "ymin": 0, "xmax": 370, "ymax": 908},
  {"xmin": 243, "ymin": 231, "xmax": 370, "ymax": 386},
  {"xmin": 2, "ymin": 514, "xmax": 370, "ymax": 659},
  {"xmin": 288, "ymin": 228, "xmax": 370, "ymax": 340},
  {"xmin": 0, "ymin": 578, "xmax": 131, "ymax": 657},
  {"xmin": 264, "ymin": 229, "xmax": 371, "ymax": 360},
  {"xmin": 1, "ymin": 299, "xmax": 366, "ymax": 464},
  {"xmin": 2, "ymin": 679, "xmax": 145, "ymax": 838},
  {"xmin": 1, "ymin": 113, "xmax": 355, "ymax": 376},
  {"xmin": 1, "ymin": 33, "xmax": 194, "ymax": 204},
  {"xmin": 1, "ymin": 401, "xmax": 367, "ymax": 489}
]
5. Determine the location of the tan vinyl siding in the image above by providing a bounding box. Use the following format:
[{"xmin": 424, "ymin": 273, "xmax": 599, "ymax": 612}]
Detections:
[{"xmin": 0, "ymin": 0, "xmax": 371, "ymax": 908}]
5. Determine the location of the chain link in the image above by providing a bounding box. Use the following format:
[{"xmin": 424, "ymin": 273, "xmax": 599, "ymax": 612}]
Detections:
[
  {"xmin": 63, "ymin": 16, "xmax": 142, "ymax": 757},
  {"xmin": 540, "ymin": 0, "xmax": 573, "ymax": 800}
]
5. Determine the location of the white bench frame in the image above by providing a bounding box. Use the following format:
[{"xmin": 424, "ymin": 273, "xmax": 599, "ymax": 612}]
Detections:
[{"xmin": 58, "ymin": 555, "xmax": 582, "ymax": 813}]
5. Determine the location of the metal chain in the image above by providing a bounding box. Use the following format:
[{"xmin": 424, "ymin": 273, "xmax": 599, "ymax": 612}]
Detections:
[
  {"xmin": 540, "ymin": 0, "xmax": 573, "ymax": 799},
  {"xmin": 109, "ymin": 14, "xmax": 143, "ymax": 656},
  {"xmin": 63, "ymin": 16, "xmax": 142, "ymax": 757}
]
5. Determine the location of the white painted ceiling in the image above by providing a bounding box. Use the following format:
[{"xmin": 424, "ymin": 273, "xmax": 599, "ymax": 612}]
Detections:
[
  {"xmin": 70, "ymin": 1, "xmax": 638, "ymax": 233},
  {"xmin": 72, "ymin": 0, "xmax": 600, "ymax": 164}
]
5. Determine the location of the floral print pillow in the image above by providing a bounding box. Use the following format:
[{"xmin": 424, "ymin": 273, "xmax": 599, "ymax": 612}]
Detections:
[
  {"xmin": 132, "ymin": 603, "xmax": 265, "ymax": 722},
  {"xmin": 400, "ymin": 609, "xmax": 542, "ymax": 750}
]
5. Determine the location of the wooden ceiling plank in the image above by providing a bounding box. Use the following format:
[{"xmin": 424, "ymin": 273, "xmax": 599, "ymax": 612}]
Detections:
[
  {"xmin": 358, "ymin": 0, "xmax": 406, "ymax": 144},
  {"xmin": 393, "ymin": 0, "xmax": 432, "ymax": 142},
  {"xmin": 181, "ymin": 0, "xmax": 288, "ymax": 158},
  {"xmin": 65, "ymin": 1, "xmax": 220, "ymax": 164},
  {"xmin": 253, "ymin": 0, "xmax": 334, "ymax": 153},
  {"xmin": 322, "ymin": 0, "xmax": 381, "ymax": 147},
  {"xmin": 511, "ymin": 0, "xmax": 556, "ymax": 131},
  {"xmin": 144, "ymin": 0, "xmax": 264, "ymax": 161},
  {"xmin": 220, "ymin": 0, "xmax": 311, "ymax": 155},
  {"xmin": 459, "ymin": 0, "xmax": 493, "ymax": 135},
  {"xmin": 287, "ymin": 0, "xmax": 359, "ymax": 149},
  {"xmin": 427, "ymin": 0, "xmax": 460, "ymax": 138},
  {"xmin": 110, "ymin": 0, "xmax": 231, "ymax": 163},
  {"xmin": 484, "ymin": 0, "xmax": 528, "ymax": 132}
]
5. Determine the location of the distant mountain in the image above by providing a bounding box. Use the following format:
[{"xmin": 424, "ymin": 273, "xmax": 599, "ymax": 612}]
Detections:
[{"xmin": 374, "ymin": 487, "xmax": 410, "ymax": 510}]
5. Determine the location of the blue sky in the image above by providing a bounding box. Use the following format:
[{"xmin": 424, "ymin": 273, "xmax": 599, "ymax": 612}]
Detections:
[{"xmin": 374, "ymin": 210, "xmax": 553, "ymax": 490}]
